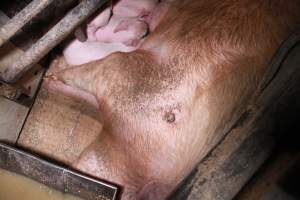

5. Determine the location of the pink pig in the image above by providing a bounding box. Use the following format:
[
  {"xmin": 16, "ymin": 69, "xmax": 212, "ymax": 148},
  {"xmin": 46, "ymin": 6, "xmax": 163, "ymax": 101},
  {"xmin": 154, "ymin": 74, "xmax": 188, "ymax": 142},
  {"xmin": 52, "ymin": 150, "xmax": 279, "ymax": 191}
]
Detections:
[
  {"xmin": 86, "ymin": 0, "xmax": 159, "ymax": 45},
  {"xmin": 64, "ymin": 0, "xmax": 163, "ymax": 66}
]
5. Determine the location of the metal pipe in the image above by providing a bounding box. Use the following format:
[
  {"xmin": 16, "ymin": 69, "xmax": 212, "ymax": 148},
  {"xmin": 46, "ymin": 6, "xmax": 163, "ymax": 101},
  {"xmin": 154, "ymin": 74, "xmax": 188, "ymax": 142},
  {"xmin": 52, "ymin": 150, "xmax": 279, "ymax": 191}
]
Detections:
[
  {"xmin": 0, "ymin": 0, "xmax": 109, "ymax": 83},
  {"xmin": 0, "ymin": 0, "xmax": 55, "ymax": 47},
  {"xmin": 0, "ymin": 143, "xmax": 119, "ymax": 200}
]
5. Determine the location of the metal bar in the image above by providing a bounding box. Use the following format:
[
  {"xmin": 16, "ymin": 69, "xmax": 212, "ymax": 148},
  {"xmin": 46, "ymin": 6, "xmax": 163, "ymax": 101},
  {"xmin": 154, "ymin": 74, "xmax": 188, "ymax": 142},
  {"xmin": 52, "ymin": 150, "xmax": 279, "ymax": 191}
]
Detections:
[
  {"xmin": 259, "ymin": 29, "xmax": 300, "ymax": 92},
  {"xmin": 0, "ymin": 0, "xmax": 109, "ymax": 83},
  {"xmin": 0, "ymin": 143, "xmax": 119, "ymax": 200},
  {"xmin": 0, "ymin": 0, "xmax": 55, "ymax": 47},
  {"xmin": 0, "ymin": 11, "xmax": 45, "ymax": 103}
]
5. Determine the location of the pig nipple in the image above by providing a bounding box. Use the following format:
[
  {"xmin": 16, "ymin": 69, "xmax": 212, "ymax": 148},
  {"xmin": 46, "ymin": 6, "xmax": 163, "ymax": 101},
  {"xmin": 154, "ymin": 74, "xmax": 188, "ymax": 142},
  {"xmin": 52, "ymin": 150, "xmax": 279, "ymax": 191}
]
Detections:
[{"xmin": 164, "ymin": 111, "xmax": 176, "ymax": 123}]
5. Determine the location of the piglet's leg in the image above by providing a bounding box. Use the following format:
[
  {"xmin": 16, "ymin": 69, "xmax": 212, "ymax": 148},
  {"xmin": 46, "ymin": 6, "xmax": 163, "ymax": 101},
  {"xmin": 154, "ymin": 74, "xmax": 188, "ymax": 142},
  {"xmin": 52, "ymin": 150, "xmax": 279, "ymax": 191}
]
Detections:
[{"xmin": 87, "ymin": 7, "xmax": 112, "ymax": 41}]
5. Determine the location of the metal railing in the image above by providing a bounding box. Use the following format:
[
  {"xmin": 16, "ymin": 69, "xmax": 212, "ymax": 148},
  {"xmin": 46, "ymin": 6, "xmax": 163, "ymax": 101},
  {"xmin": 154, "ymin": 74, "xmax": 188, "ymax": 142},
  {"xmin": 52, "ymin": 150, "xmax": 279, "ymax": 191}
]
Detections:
[{"xmin": 0, "ymin": 0, "xmax": 109, "ymax": 83}]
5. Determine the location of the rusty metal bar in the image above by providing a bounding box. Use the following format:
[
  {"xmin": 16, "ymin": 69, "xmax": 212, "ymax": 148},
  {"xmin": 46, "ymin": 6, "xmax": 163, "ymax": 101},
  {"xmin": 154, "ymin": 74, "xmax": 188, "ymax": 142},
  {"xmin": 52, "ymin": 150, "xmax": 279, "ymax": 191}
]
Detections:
[
  {"xmin": 0, "ymin": 0, "xmax": 55, "ymax": 47},
  {"xmin": 0, "ymin": 0, "xmax": 109, "ymax": 83}
]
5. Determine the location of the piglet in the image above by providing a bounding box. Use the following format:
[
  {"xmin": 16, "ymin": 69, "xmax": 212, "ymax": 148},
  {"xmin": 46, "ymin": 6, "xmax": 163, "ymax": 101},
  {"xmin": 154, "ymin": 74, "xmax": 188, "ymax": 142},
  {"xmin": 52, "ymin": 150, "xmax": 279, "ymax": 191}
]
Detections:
[
  {"xmin": 63, "ymin": 40, "xmax": 135, "ymax": 66},
  {"xmin": 64, "ymin": 0, "xmax": 161, "ymax": 66},
  {"xmin": 86, "ymin": 0, "xmax": 160, "ymax": 45}
]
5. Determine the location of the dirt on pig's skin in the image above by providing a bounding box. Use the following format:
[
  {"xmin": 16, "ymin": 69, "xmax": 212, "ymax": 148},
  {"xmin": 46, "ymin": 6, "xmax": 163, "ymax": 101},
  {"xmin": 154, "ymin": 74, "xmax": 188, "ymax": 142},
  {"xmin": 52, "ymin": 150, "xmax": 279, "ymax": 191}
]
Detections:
[{"xmin": 46, "ymin": 0, "xmax": 300, "ymax": 199}]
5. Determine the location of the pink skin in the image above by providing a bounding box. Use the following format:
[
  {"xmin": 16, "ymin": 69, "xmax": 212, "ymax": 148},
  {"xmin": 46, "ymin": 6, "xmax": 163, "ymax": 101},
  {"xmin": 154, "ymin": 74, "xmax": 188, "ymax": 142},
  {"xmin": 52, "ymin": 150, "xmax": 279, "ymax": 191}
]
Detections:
[
  {"xmin": 87, "ymin": 11, "xmax": 148, "ymax": 47},
  {"xmin": 87, "ymin": 8, "xmax": 112, "ymax": 42},
  {"xmin": 146, "ymin": 1, "xmax": 171, "ymax": 32},
  {"xmin": 93, "ymin": 15, "xmax": 148, "ymax": 46},
  {"xmin": 112, "ymin": 0, "xmax": 159, "ymax": 18},
  {"xmin": 63, "ymin": 39, "xmax": 135, "ymax": 66},
  {"xmin": 64, "ymin": 0, "xmax": 166, "ymax": 66},
  {"xmin": 86, "ymin": 0, "xmax": 159, "ymax": 45}
]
